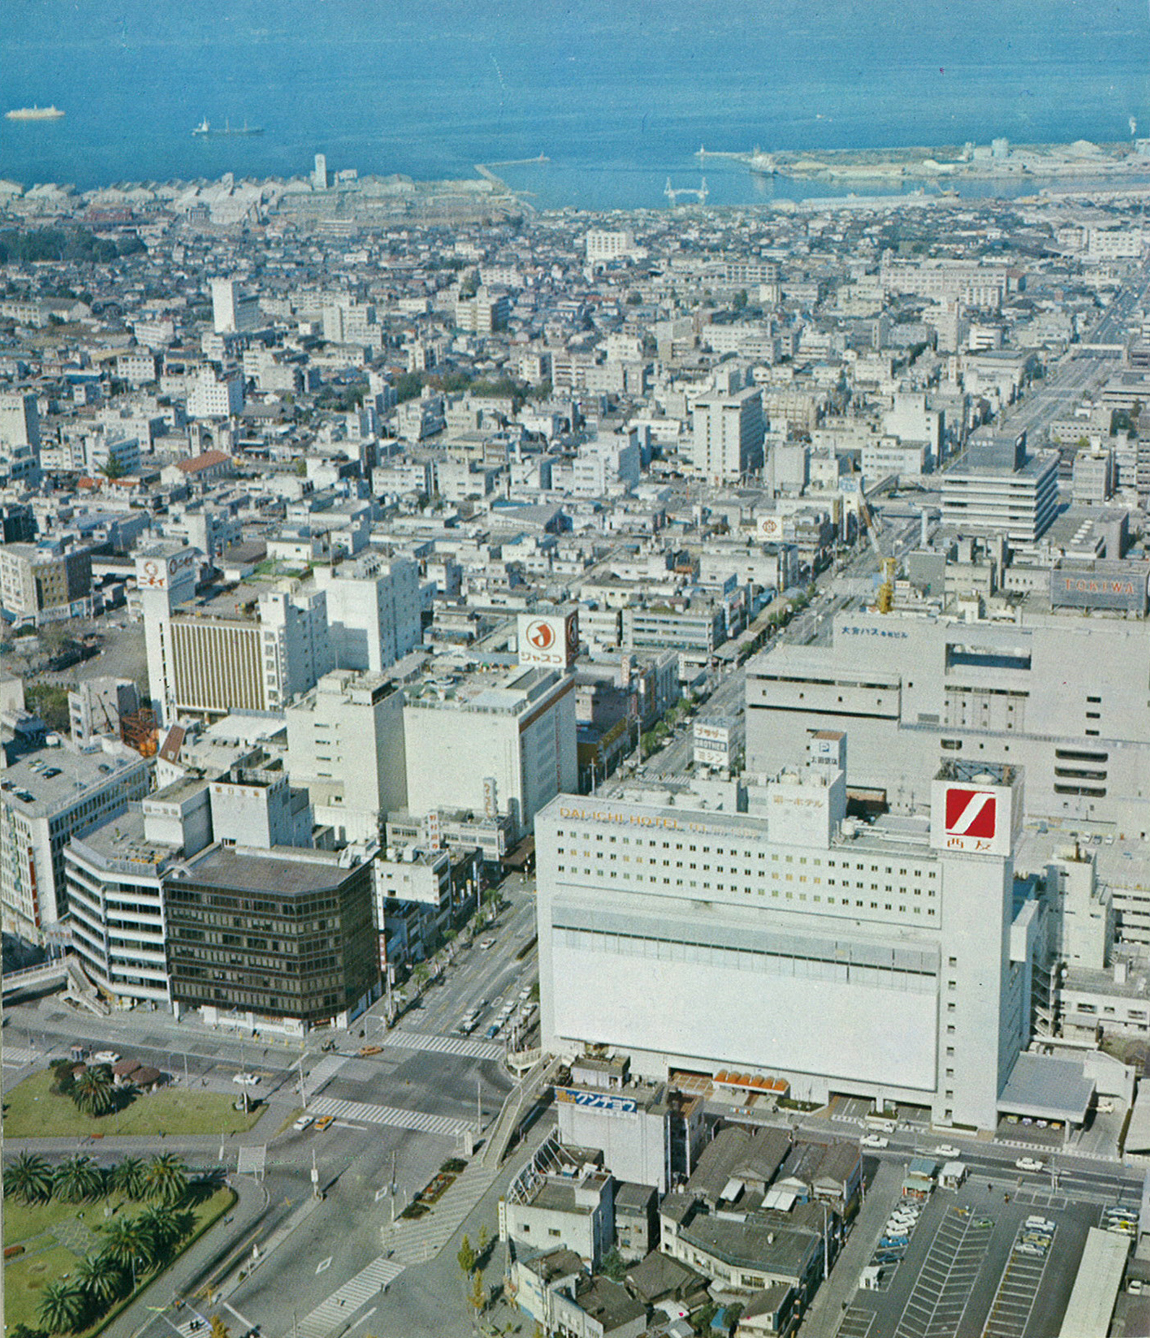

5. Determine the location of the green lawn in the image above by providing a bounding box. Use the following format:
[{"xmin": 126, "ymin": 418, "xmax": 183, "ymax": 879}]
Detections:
[
  {"xmin": 2, "ymin": 1069, "xmax": 266, "ymax": 1138},
  {"xmin": 4, "ymin": 1244, "xmax": 80, "ymax": 1331},
  {"xmin": 4, "ymin": 1186, "xmax": 235, "ymax": 1336}
]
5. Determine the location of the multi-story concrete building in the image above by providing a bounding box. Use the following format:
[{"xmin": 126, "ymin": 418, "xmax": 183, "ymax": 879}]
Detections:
[
  {"xmin": 66, "ymin": 778, "xmax": 212, "ymax": 1008},
  {"xmin": 0, "ymin": 742, "xmax": 151, "ymax": 942},
  {"xmin": 745, "ymin": 605, "xmax": 1150, "ymax": 834},
  {"xmin": 0, "ymin": 390, "xmax": 42, "ymax": 486},
  {"xmin": 0, "ymin": 542, "xmax": 93, "ymax": 625},
  {"xmin": 164, "ymin": 842, "xmax": 379, "ymax": 1035},
  {"xmin": 691, "ymin": 387, "xmax": 765, "ymax": 485},
  {"xmin": 140, "ymin": 546, "xmax": 331, "ymax": 725},
  {"xmin": 307, "ymin": 550, "xmax": 422, "ymax": 674},
  {"xmin": 537, "ymin": 742, "xmax": 1042, "ymax": 1131},
  {"xmin": 68, "ymin": 678, "xmax": 139, "ymax": 745},
  {"xmin": 403, "ymin": 666, "xmax": 577, "ymax": 842},
  {"xmin": 285, "ymin": 670, "xmax": 408, "ymax": 845},
  {"xmin": 940, "ymin": 429, "xmax": 1059, "ymax": 546},
  {"xmin": 210, "ymin": 278, "xmax": 260, "ymax": 334},
  {"xmin": 585, "ymin": 229, "xmax": 638, "ymax": 263},
  {"xmin": 454, "ymin": 287, "xmax": 509, "ymax": 334},
  {"xmin": 186, "ymin": 365, "xmax": 244, "ymax": 419}
]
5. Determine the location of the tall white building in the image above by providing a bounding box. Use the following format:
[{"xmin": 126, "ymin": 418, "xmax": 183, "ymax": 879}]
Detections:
[
  {"xmin": 745, "ymin": 604, "xmax": 1150, "ymax": 835},
  {"xmin": 67, "ymin": 778, "xmax": 212, "ymax": 1007},
  {"xmin": 138, "ymin": 547, "xmax": 332, "ymax": 726},
  {"xmin": 186, "ymin": 365, "xmax": 244, "ymax": 419},
  {"xmin": 536, "ymin": 744, "xmax": 1039, "ymax": 1131},
  {"xmin": 404, "ymin": 667, "xmax": 577, "ymax": 842},
  {"xmin": 0, "ymin": 742, "xmax": 151, "ymax": 942},
  {"xmin": 691, "ymin": 386, "xmax": 765, "ymax": 485},
  {"xmin": 209, "ymin": 278, "xmax": 260, "ymax": 335},
  {"xmin": 286, "ymin": 670, "xmax": 408, "ymax": 845},
  {"xmin": 0, "ymin": 391, "xmax": 42, "ymax": 487},
  {"xmin": 307, "ymin": 551, "xmax": 422, "ymax": 674},
  {"xmin": 585, "ymin": 230, "xmax": 638, "ymax": 263}
]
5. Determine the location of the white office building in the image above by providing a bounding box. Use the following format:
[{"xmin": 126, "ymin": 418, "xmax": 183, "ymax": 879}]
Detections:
[
  {"xmin": 66, "ymin": 778, "xmax": 212, "ymax": 1007},
  {"xmin": 139, "ymin": 547, "xmax": 332, "ymax": 726},
  {"xmin": 306, "ymin": 550, "xmax": 422, "ymax": 674},
  {"xmin": 286, "ymin": 670, "xmax": 408, "ymax": 845},
  {"xmin": 404, "ymin": 667, "xmax": 577, "ymax": 843},
  {"xmin": 537, "ymin": 743, "xmax": 1039, "ymax": 1130},
  {"xmin": 186, "ymin": 365, "xmax": 244, "ymax": 419},
  {"xmin": 0, "ymin": 741, "xmax": 151, "ymax": 942},
  {"xmin": 210, "ymin": 278, "xmax": 260, "ymax": 335},
  {"xmin": 745, "ymin": 604, "xmax": 1150, "ymax": 836},
  {"xmin": 691, "ymin": 387, "xmax": 765, "ymax": 485}
]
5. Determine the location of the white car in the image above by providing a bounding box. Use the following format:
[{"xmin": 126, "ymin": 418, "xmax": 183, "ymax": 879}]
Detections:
[
  {"xmin": 933, "ymin": 1145, "xmax": 962, "ymax": 1159},
  {"xmin": 518, "ymin": 986, "xmax": 533, "ymax": 1001},
  {"xmin": 293, "ymin": 1114, "xmax": 314, "ymax": 1131},
  {"xmin": 232, "ymin": 1072, "xmax": 261, "ymax": 1086},
  {"xmin": 91, "ymin": 1051, "xmax": 120, "ymax": 1065},
  {"xmin": 860, "ymin": 1134, "xmax": 889, "ymax": 1149},
  {"xmin": 1014, "ymin": 1157, "xmax": 1045, "ymax": 1173}
]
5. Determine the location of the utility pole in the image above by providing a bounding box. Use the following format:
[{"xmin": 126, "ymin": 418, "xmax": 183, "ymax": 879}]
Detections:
[
  {"xmin": 477, "ymin": 1077, "xmax": 482, "ymax": 1133},
  {"xmin": 298, "ymin": 1054, "xmax": 307, "ymax": 1108}
]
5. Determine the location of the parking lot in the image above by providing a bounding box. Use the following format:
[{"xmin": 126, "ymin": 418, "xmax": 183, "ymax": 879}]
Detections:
[
  {"xmin": 981, "ymin": 1221, "xmax": 1055, "ymax": 1338},
  {"xmin": 834, "ymin": 1176, "xmax": 1115, "ymax": 1338},
  {"xmin": 894, "ymin": 1208, "xmax": 994, "ymax": 1338}
]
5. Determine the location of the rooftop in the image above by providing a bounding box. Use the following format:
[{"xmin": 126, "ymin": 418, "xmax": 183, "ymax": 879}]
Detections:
[
  {"xmin": 0, "ymin": 744, "xmax": 147, "ymax": 819},
  {"xmin": 176, "ymin": 843, "xmax": 367, "ymax": 896}
]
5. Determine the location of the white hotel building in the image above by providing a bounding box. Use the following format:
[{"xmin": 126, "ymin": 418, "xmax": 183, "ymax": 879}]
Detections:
[{"xmin": 537, "ymin": 741, "xmax": 1048, "ymax": 1131}]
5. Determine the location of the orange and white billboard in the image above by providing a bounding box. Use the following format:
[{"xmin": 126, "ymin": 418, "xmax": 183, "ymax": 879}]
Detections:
[{"xmin": 518, "ymin": 608, "xmax": 579, "ymax": 669}]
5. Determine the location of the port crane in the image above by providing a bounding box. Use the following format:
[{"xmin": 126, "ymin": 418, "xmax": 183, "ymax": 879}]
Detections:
[{"xmin": 665, "ymin": 177, "xmax": 708, "ymax": 206}]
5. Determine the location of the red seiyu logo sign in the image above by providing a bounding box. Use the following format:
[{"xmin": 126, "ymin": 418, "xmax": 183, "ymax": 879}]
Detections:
[
  {"xmin": 526, "ymin": 620, "xmax": 555, "ymax": 650},
  {"xmin": 944, "ymin": 787, "xmax": 997, "ymax": 839}
]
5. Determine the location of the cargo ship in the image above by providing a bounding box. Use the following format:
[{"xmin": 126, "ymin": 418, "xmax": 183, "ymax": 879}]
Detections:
[
  {"xmin": 5, "ymin": 105, "xmax": 65, "ymax": 121},
  {"xmin": 192, "ymin": 118, "xmax": 263, "ymax": 136}
]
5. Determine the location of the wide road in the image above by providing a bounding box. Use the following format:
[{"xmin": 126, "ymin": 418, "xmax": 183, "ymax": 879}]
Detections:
[{"xmin": 5, "ymin": 877, "xmax": 542, "ymax": 1338}]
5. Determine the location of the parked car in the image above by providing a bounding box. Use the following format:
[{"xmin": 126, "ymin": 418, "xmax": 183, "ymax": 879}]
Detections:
[
  {"xmin": 91, "ymin": 1051, "xmax": 120, "ymax": 1065},
  {"xmin": 861, "ymin": 1134, "xmax": 889, "ymax": 1149},
  {"xmin": 1014, "ymin": 1157, "xmax": 1045, "ymax": 1173},
  {"xmin": 933, "ymin": 1145, "xmax": 961, "ymax": 1159},
  {"xmin": 232, "ymin": 1072, "xmax": 261, "ymax": 1086}
]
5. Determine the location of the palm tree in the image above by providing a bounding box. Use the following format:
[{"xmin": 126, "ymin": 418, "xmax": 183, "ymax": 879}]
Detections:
[
  {"xmin": 137, "ymin": 1204, "xmax": 184, "ymax": 1260},
  {"xmin": 38, "ymin": 1278, "xmax": 86, "ymax": 1334},
  {"xmin": 144, "ymin": 1153, "xmax": 189, "ymax": 1207},
  {"xmin": 5, "ymin": 1151, "xmax": 54, "ymax": 1204},
  {"xmin": 72, "ymin": 1065, "xmax": 117, "ymax": 1117},
  {"xmin": 74, "ymin": 1252, "xmax": 126, "ymax": 1309},
  {"xmin": 99, "ymin": 1213, "xmax": 155, "ymax": 1278},
  {"xmin": 54, "ymin": 1154, "xmax": 104, "ymax": 1204},
  {"xmin": 110, "ymin": 1156, "xmax": 149, "ymax": 1201}
]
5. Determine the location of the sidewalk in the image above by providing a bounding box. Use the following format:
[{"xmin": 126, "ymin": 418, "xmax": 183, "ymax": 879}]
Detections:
[
  {"xmin": 103, "ymin": 1174, "xmax": 270, "ymax": 1338},
  {"xmin": 800, "ymin": 1158, "xmax": 905, "ymax": 1338}
]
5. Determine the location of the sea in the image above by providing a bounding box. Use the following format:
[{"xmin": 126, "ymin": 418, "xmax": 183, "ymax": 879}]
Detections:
[{"xmin": 4, "ymin": 0, "xmax": 1150, "ymax": 213}]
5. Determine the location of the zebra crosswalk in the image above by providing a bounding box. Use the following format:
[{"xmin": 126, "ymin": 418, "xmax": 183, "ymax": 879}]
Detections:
[
  {"xmin": 307, "ymin": 1094, "xmax": 475, "ymax": 1139},
  {"xmin": 1, "ymin": 1045, "xmax": 37, "ymax": 1067},
  {"xmin": 382, "ymin": 1028, "xmax": 503, "ymax": 1063},
  {"xmin": 295, "ymin": 1256, "xmax": 406, "ymax": 1338},
  {"xmin": 305, "ymin": 1053, "xmax": 348, "ymax": 1088}
]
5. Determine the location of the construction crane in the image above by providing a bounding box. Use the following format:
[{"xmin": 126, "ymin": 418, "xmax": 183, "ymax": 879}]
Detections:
[
  {"xmin": 858, "ymin": 486, "xmax": 899, "ymax": 613},
  {"xmin": 665, "ymin": 177, "xmax": 708, "ymax": 206}
]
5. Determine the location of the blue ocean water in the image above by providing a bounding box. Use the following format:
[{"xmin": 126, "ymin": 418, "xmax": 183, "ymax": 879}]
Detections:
[{"xmin": 3, "ymin": 0, "xmax": 1150, "ymax": 210}]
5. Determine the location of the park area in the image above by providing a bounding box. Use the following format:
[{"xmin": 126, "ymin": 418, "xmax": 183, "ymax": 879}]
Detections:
[
  {"xmin": 3, "ymin": 1152, "xmax": 234, "ymax": 1337},
  {"xmin": 2, "ymin": 1065, "xmax": 266, "ymax": 1139}
]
